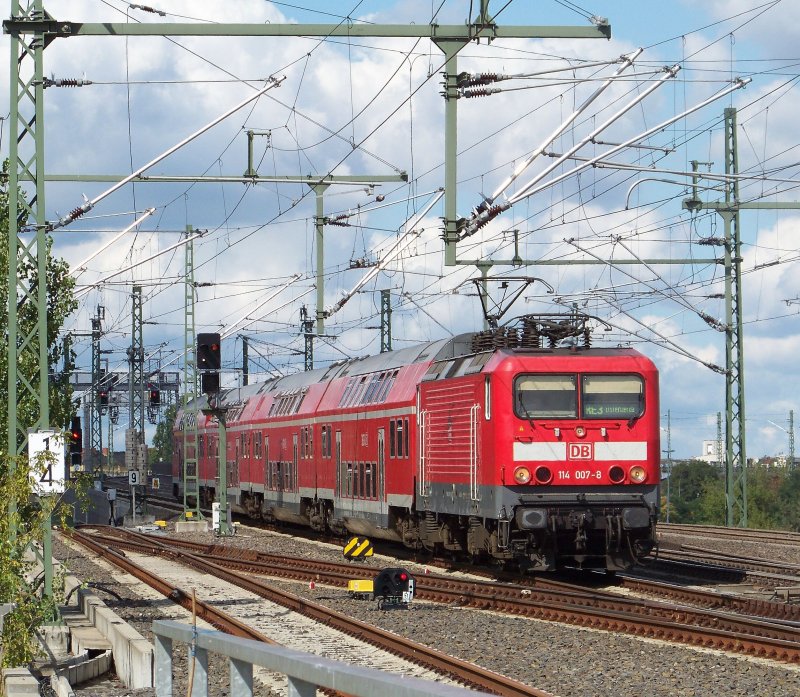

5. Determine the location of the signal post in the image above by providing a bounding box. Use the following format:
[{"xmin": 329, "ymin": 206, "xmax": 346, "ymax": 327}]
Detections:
[{"xmin": 197, "ymin": 333, "xmax": 233, "ymax": 536}]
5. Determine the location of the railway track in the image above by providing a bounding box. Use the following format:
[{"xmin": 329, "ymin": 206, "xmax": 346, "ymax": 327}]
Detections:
[
  {"xmin": 65, "ymin": 527, "xmax": 552, "ymax": 697},
  {"xmin": 660, "ymin": 522, "xmax": 800, "ymax": 547},
  {"xmin": 77, "ymin": 526, "xmax": 800, "ymax": 663}
]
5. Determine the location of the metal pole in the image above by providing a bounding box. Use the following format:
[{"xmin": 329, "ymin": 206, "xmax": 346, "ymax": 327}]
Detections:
[
  {"xmin": 663, "ymin": 410, "xmax": 673, "ymax": 523},
  {"xmin": 723, "ymin": 107, "xmax": 747, "ymax": 527},
  {"xmin": 314, "ymin": 184, "xmax": 329, "ymax": 341},
  {"xmin": 216, "ymin": 409, "xmax": 232, "ymax": 536},
  {"xmin": 242, "ymin": 336, "xmax": 249, "ymax": 386},
  {"xmin": 435, "ymin": 40, "xmax": 464, "ymax": 266},
  {"xmin": 183, "ymin": 227, "xmax": 202, "ymax": 520},
  {"xmin": 380, "ymin": 290, "xmax": 392, "ymax": 353}
]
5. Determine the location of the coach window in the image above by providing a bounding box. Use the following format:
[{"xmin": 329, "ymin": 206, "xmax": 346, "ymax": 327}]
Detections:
[
  {"xmin": 582, "ymin": 375, "xmax": 644, "ymax": 419},
  {"xmin": 353, "ymin": 376, "xmax": 369, "ymax": 405},
  {"xmin": 346, "ymin": 462, "xmax": 353, "ymax": 497},
  {"xmin": 397, "ymin": 419, "xmax": 404, "ymax": 457},
  {"xmin": 363, "ymin": 373, "xmax": 381, "ymax": 404},
  {"xmin": 514, "ymin": 374, "xmax": 577, "ymax": 419},
  {"xmin": 365, "ymin": 462, "xmax": 375, "ymax": 499},
  {"xmin": 390, "ymin": 420, "xmax": 396, "ymax": 458},
  {"xmin": 273, "ymin": 462, "xmax": 280, "ymax": 490},
  {"xmin": 403, "ymin": 417, "xmax": 409, "ymax": 458}
]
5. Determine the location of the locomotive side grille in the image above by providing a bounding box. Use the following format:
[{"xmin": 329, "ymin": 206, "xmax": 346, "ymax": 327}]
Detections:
[{"xmin": 421, "ymin": 382, "xmax": 480, "ymax": 480}]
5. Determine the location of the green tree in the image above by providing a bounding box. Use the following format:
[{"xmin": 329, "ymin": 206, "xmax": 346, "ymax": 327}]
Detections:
[
  {"xmin": 0, "ymin": 160, "xmax": 80, "ymax": 666},
  {"xmin": 152, "ymin": 403, "xmax": 177, "ymax": 464},
  {"xmin": 745, "ymin": 467, "xmax": 785, "ymax": 530},
  {"xmin": 668, "ymin": 460, "xmax": 722, "ymax": 523},
  {"xmin": 695, "ymin": 477, "xmax": 726, "ymax": 525},
  {"xmin": 775, "ymin": 469, "xmax": 800, "ymax": 531}
]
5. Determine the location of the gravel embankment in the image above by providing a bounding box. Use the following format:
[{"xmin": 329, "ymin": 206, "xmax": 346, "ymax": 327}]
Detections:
[{"xmin": 52, "ymin": 524, "xmax": 800, "ymax": 697}]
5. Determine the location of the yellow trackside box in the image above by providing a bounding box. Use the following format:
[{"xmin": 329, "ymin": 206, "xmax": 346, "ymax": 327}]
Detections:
[{"xmin": 347, "ymin": 579, "xmax": 374, "ymax": 598}]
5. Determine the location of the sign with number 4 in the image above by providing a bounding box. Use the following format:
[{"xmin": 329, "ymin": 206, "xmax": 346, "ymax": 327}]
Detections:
[{"xmin": 28, "ymin": 430, "xmax": 66, "ymax": 494}]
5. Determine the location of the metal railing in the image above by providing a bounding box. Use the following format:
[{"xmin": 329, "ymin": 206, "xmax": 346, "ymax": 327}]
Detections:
[{"xmin": 153, "ymin": 620, "xmax": 492, "ymax": 697}]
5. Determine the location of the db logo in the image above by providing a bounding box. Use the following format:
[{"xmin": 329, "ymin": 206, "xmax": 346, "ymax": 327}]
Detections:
[{"xmin": 568, "ymin": 443, "xmax": 593, "ymax": 460}]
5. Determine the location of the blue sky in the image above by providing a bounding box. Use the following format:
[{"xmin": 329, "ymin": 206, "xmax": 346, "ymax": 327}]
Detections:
[{"xmin": 2, "ymin": 1, "xmax": 799, "ymax": 460}]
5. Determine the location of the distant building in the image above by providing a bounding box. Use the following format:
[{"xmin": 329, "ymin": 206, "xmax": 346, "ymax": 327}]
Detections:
[
  {"xmin": 694, "ymin": 440, "xmax": 722, "ymax": 467},
  {"xmin": 751, "ymin": 455, "xmax": 789, "ymax": 468}
]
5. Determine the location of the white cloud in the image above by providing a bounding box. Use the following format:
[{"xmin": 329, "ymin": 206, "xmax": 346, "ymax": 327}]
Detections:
[{"xmin": 2, "ymin": 2, "xmax": 798, "ymax": 458}]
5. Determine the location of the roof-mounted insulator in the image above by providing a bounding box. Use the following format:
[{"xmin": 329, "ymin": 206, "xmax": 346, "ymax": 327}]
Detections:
[{"xmin": 43, "ymin": 77, "xmax": 93, "ymax": 88}]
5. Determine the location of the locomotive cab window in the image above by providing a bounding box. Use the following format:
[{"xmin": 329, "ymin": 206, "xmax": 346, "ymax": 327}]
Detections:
[
  {"xmin": 515, "ymin": 375, "xmax": 577, "ymax": 418},
  {"xmin": 582, "ymin": 375, "xmax": 644, "ymax": 419}
]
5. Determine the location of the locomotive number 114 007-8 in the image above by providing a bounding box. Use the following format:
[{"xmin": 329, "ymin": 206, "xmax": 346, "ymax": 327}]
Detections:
[{"xmin": 557, "ymin": 470, "xmax": 603, "ymax": 481}]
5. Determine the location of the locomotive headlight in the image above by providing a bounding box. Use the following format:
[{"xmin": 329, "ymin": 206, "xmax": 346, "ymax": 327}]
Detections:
[
  {"xmin": 513, "ymin": 466, "xmax": 532, "ymax": 484},
  {"xmin": 629, "ymin": 466, "xmax": 647, "ymax": 483},
  {"xmin": 575, "ymin": 426, "xmax": 586, "ymax": 438}
]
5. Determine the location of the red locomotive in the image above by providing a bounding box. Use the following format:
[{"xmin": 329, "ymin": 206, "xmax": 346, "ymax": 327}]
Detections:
[{"xmin": 173, "ymin": 314, "xmax": 660, "ymax": 571}]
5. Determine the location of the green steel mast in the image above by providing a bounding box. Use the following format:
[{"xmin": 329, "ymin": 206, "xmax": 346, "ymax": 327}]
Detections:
[{"xmin": 183, "ymin": 226, "xmax": 202, "ymax": 520}]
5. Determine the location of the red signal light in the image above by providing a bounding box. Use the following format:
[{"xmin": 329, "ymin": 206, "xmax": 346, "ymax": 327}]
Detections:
[{"xmin": 398, "ymin": 572, "xmax": 408, "ymax": 582}]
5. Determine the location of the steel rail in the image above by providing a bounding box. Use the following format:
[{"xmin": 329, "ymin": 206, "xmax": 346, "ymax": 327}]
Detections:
[
  {"xmin": 87, "ymin": 527, "xmax": 800, "ymax": 624},
  {"xmin": 657, "ymin": 547, "xmax": 800, "ymax": 578},
  {"xmin": 81, "ymin": 527, "xmax": 800, "ymax": 663},
  {"xmin": 660, "ymin": 523, "xmax": 800, "ymax": 547},
  {"xmin": 67, "ymin": 527, "xmax": 554, "ymax": 697},
  {"xmin": 64, "ymin": 529, "xmax": 273, "ymax": 643}
]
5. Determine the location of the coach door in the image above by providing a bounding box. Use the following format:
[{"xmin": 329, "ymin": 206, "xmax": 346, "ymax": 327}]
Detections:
[
  {"xmin": 263, "ymin": 434, "xmax": 272, "ymax": 500},
  {"xmin": 377, "ymin": 427, "xmax": 386, "ymax": 512},
  {"xmin": 335, "ymin": 430, "xmax": 342, "ymax": 496},
  {"xmin": 292, "ymin": 434, "xmax": 298, "ymax": 492}
]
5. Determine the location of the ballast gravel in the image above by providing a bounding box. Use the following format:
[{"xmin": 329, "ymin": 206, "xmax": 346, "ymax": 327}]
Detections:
[{"xmin": 52, "ymin": 524, "xmax": 800, "ymax": 697}]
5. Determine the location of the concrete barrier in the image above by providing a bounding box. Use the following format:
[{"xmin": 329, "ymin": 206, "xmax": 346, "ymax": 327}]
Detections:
[
  {"xmin": 1, "ymin": 668, "xmax": 40, "ymax": 696},
  {"xmin": 70, "ymin": 586, "xmax": 153, "ymax": 689}
]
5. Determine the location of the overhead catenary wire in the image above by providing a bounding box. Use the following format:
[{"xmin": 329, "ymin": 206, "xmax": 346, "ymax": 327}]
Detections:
[
  {"xmin": 69, "ymin": 208, "xmax": 156, "ymax": 279},
  {"xmin": 49, "ymin": 76, "xmax": 286, "ymax": 231},
  {"xmin": 59, "ymin": 1, "xmax": 800, "ymax": 396},
  {"xmin": 480, "ymin": 48, "xmax": 644, "ymax": 210}
]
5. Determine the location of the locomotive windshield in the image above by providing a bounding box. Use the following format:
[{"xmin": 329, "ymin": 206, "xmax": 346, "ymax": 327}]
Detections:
[
  {"xmin": 515, "ymin": 375, "xmax": 577, "ymax": 418},
  {"xmin": 581, "ymin": 374, "xmax": 643, "ymax": 419},
  {"xmin": 514, "ymin": 373, "xmax": 644, "ymax": 420}
]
